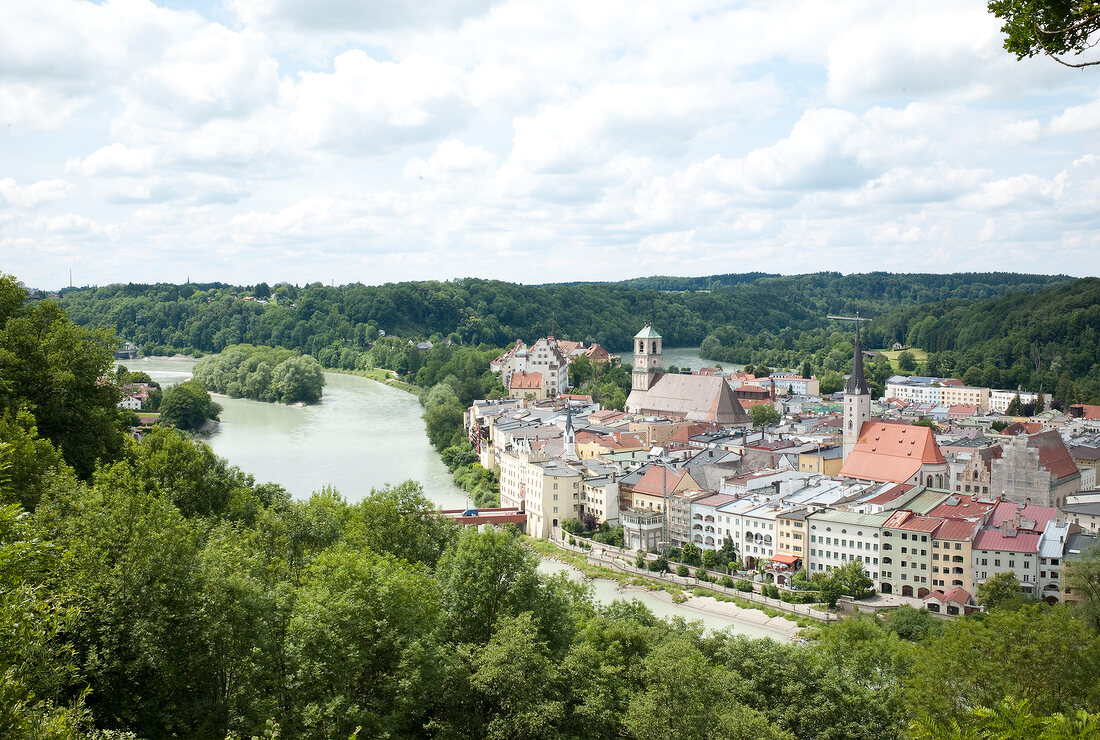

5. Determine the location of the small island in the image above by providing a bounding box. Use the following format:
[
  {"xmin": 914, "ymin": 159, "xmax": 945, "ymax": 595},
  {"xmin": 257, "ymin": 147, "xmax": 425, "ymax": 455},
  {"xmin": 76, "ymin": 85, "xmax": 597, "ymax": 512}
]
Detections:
[{"xmin": 193, "ymin": 344, "xmax": 326, "ymax": 404}]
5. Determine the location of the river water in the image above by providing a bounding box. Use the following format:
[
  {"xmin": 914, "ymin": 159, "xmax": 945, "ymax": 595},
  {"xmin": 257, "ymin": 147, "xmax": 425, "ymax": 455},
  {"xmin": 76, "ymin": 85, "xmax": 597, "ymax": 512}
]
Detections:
[
  {"xmin": 660, "ymin": 346, "xmax": 744, "ymax": 373},
  {"xmin": 127, "ymin": 358, "xmax": 467, "ymax": 508}
]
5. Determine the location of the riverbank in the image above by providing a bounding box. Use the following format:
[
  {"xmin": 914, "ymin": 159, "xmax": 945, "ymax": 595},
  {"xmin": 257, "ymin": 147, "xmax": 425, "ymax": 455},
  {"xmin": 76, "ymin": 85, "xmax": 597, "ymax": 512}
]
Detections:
[
  {"xmin": 326, "ymin": 366, "xmax": 422, "ymax": 397},
  {"xmin": 532, "ymin": 538, "xmax": 809, "ymax": 637},
  {"xmin": 528, "ymin": 537, "xmax": 814, "ymax": 636}
]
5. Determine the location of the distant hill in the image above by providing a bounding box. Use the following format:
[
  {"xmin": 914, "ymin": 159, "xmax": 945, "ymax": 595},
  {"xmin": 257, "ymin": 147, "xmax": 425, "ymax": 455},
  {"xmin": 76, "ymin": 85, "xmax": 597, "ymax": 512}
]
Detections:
[{"xmin": 56, "ymin": 272, "xmax": 1070, "ymax": 358}]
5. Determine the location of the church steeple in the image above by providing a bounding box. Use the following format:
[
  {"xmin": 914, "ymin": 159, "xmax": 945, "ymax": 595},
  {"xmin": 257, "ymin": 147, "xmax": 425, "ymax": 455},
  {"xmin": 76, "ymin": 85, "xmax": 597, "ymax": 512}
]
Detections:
[
  {"xmin": 845, "ymin": 322, "xmax": 869, "ymax": 395},
  {"xmin": 563, "ymin": 402, "xmax": 576, "ymax": 459},
  {"xmin": 842, "ymin": 317, "xmax": 871, "ymax": 462}
]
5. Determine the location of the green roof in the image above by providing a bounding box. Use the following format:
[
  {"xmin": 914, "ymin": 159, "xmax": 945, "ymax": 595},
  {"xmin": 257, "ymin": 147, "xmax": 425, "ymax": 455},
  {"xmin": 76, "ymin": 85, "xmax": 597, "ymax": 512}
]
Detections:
[{"xmin": 635, "ymin": 325, "xmax": 662, "ymax": 339}]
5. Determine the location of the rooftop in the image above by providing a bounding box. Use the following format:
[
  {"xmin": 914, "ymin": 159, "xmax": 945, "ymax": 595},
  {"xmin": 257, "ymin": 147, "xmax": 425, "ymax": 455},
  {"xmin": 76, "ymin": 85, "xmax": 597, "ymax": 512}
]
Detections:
[{"xmin": 840, "ymin": 422, "xmax": 946, "ymax": 484}]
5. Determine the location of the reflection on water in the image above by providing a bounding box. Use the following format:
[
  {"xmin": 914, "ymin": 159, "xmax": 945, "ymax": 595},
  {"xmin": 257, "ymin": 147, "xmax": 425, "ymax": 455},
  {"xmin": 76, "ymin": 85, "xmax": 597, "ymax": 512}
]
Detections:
[{"xmin": 128, "ymin": 358, "xmax": 467, "ymax": 507}]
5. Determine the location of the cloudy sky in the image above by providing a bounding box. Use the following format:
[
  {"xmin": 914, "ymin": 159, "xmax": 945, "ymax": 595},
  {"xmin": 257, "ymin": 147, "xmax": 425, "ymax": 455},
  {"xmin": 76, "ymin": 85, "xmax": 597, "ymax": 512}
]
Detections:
[{"xmin": 3, "ymin": 0, "xmax": 1100, "ymax": 289}]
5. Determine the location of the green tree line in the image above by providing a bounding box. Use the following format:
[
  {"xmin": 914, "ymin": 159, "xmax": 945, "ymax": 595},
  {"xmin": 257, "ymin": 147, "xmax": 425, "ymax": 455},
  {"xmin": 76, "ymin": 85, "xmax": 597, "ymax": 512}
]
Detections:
[{"xmin": 57, "ymin": 273, "xmax": 1066, "ymax": 358}]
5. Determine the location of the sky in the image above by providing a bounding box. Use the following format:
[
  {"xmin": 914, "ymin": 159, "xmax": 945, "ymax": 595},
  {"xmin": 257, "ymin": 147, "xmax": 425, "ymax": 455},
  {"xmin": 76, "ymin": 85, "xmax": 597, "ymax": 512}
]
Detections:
[{"xmin": 3, "ymin": 0, "xmax": 1100, "ymax": 289}]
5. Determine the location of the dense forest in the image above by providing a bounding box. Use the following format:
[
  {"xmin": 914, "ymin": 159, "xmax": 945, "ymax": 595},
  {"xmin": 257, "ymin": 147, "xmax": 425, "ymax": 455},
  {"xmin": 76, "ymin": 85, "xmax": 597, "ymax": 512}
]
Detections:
[
  {"xmin": 54, "ymin": 271, "xmax": 1099, "ymax": 404},
  {"xmin": 57, "ymin": 272, "xmax": 1067, "ymax": 356},
  {"xmin": 4, "ymin": 273, "xmax": 1100, "ymax": 739}
]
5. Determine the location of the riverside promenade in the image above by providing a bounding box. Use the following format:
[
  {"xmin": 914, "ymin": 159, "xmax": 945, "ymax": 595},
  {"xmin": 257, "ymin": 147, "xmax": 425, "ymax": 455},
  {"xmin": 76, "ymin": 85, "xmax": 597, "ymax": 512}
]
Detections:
[{"xmin": 548, "ymin": 533, "xmax": 836, "ymax": 624}]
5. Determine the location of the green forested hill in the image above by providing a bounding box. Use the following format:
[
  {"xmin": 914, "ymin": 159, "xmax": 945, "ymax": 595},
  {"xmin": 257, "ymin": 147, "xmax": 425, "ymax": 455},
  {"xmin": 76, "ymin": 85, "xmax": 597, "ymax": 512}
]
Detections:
[
  {"xmin": 52, "ymin": 271, "xmax": 1100, "ymax": 403},
  {"xmin": 872, "ymin": 277, "xmax": 1100, "ymax": 403},
  {"xmin": 57, "ymin": 272, "xmax": 1067, "ymax": 357}
]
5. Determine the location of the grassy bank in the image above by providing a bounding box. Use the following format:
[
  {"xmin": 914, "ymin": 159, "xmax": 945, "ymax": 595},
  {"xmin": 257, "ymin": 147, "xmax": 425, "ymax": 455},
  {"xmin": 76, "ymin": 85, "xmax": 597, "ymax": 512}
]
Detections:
[{"xmin": 326, "ymin": 366, "xmax": 423, "ymax": 397}]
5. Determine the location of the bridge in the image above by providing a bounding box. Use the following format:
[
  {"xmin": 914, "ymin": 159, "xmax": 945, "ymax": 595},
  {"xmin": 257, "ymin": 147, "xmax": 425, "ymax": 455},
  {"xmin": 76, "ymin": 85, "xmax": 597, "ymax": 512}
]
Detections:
[{"xmin": 437, "ymin": 507, "xmax": 527, "ymax": 530}]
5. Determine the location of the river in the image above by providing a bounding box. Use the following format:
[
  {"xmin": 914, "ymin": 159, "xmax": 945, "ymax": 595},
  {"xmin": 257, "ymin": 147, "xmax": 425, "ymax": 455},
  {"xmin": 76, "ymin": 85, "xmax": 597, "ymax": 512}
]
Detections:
[
  {"xmin": 660, "ymin": 346, "xmax": 744, "ymax": 373},
  {"xmin": 127, "ymin": 357, "xmax": 467, "ymax": 508}
]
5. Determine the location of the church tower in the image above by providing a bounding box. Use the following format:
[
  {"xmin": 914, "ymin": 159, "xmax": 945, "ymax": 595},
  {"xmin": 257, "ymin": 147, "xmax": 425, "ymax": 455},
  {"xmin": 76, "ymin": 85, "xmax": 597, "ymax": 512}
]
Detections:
[
  {"xmin": 843, "ymin": 322, "xmax": 872, "ymax": 460},
  {"xmin": 632, "ymin": 325, "xmax": 663, "ymax": 392},
  {"xmin": 563, "ymin": 403, "xmax": 577, "ymax": 459}
]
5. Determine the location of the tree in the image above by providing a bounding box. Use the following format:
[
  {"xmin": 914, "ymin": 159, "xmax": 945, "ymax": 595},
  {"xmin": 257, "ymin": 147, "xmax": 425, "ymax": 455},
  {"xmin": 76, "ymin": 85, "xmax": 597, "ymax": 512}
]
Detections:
[
  {"xmin": 897, "ymin": 350, "xmax": 917, "ymax": 372},
  {"xmin": 800, "ymin": 360, "xmax": 812, "ymax": 379},
  {"xmin": 681, "ymin": 540, "xmax": 701, "ymax": 566},
  {"xmin": 976, "ymin": 571, "xmax": 1028, "ymax": 611},
  {"xmin": 1067, "ymin": 543, "xmax": 1100, "ymax": 633},
  {"xmin": 913, "ymin": 418, "xmax": 941, "ymax": 433},
  {"xmin": 287, "ymin": 546, "xmax": 442, "ymax": 739},
  {"xmin": 159, "ymin": 379, "xmax": 221, "ymax": 431},
  {"xmin": 271, "ymin": 355, "xmax": 324, "ymax": 404},
  {"xmin": 820, "ymin": 370, "xmax": 845, "ymax": 394},
  {"xmin": 435, "ymin": 527, "xmax": 541, "ymax": 644},
  {"xmin": 1006, "ymin": 393, "xmax": 1023, "ymax": 415},
  {"xmin": 883, "ymin": 605, "xmax": 942, "ymax": 642},
  {"xmin": 749, "ymin": 403, "xmax": 780, "ymax": 429},
  {"xmin": 349, "ymin": 481, "xmax": 456, "ymax": 568},
  {"xmin": 836, "ymin": 559, "xmax": 874, "ymax": 596},
  {"xmin": 0, "ymin": 279, "xmax": 128, "ymax": 478},
  {"xmin": 567, "ymin": 355, "xmax": 594, "ymax": 387},
  {"xmin": 989, "ymin": 0, "xmax": 1100, "ymax": 68},
  {"xmin": 701, "ymin": 548, "xmax": 717, "ymax": 569}
]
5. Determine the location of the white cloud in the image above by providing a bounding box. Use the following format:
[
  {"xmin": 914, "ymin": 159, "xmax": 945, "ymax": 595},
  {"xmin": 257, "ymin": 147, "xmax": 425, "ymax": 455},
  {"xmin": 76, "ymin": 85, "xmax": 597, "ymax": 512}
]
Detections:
[
  {"xmin": 0, "ymin": 179, "xmax": 75, "ymax": 209},
  {"xmin": 1049, "ymin": 95, "xmax": 1100, "ymax": 134},
  {"xmin": 3, "ymin": 0, "xmax": 1100, "ymax": 287}
]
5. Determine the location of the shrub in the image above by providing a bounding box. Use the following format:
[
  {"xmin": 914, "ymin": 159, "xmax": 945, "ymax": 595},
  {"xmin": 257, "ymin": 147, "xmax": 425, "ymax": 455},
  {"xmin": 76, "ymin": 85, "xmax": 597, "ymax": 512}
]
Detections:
[
  {"xmin": 735, "ymin": 579, "xmax": 753, "ymax": 592},
  {"xmin": 676, "ymin": 564, "xmax": 689, "ymax": 577},
  {"xmin": 696, "ymin": 568, "xmax": 709, "ymax": 582},
  {"xmin": 719, "ymin": 576, "xmax": 734, "ymax": 588}
]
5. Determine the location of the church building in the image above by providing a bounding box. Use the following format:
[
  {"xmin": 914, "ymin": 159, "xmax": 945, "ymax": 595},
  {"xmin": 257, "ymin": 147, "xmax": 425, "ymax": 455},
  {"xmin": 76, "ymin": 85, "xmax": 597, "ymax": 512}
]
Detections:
[{"xmin": 624, "ymin": 326, "xmax": 751, "ymax": 427}]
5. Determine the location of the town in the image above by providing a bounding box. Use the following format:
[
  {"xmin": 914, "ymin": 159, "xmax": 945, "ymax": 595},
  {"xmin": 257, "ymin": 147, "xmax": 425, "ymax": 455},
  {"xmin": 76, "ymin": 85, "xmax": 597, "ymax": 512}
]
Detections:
[{"xmin": 468, "ymin": 324, "xmax": 1100, "ymax": 617}]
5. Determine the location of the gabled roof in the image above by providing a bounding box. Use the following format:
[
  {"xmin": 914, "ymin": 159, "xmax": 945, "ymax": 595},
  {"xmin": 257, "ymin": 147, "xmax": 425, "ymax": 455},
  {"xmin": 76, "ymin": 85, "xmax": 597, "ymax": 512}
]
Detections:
[
  {"xmin": 933, "ymin": 518, "xmax": 981, "ymax": 541},
  {"xmin": 632, "ymin": 465, "xmax": 694, "ymax": 497},
  {"xmin": 988, "ymin": 501, "xmax": 1057, "ymax": 533},
  {"xmin": 510, "ymin": 371, "xmax": 543, "ymax": 390},
  {"xmin": 840, "ymin": 422, "xmax": 946, "ymax": 484},
  {"xmin": 628, "ymin": 374, "xmax": 751, "ymax": 426},
  {"xmin": 926, "ymin": 494, "xmax": 996, "ymax": 521},
  {"xmin": 584, "ymin": 344, "xmax": 610, "ymax": 360},
  {"xmin": 973, "ymin": 528, "xmax": 1040, "ymax": 554},
  {"xmin": 1026, "ymin": 430, "xmax": 1081, "ymax": 481},
  {"xmin": 924, "ymin": 587, "xmax": 972, "ymax": 605}
]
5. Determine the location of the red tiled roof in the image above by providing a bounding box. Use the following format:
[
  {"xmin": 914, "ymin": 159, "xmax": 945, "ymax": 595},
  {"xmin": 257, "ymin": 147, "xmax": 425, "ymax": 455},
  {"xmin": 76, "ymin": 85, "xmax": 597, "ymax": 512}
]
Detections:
[
  {"xmin": 557, "ymin": 340, "xmax": 583, "ymax": 353},
  {"xmin": 584, "ymin": 344, "xmax": 610, "ymax": 360},
  {"xmin": 1003, "ymin": 421, "xmax": 1044, "ymax": 436},
  {"xmin": 988, "ymin": 501, "xmax": 1057, "ymax": 533},
  {"xmin": 925, "ymin": 587, "xmax": 972, "ymax": 605},
  {"xmin": 927, "ymin": 495, "xmax": 996, "ymax": 521},
  {"xmin": 1026, "ymin": 430, "xmax": 1081, "ymax": 480},
  {"xmin": 900, "ymin": 515, "xmax": 944, "ymax": 533},
  {"xmin": 633, "ymin": 465, "xmax": 689, "ymax": 496},
  {"xmin": 863, "ymin": 483, "xmax": 915, "ymax": 506},
  {"xmin": 973, "ymin": 529, "xmax": 1040, "ymax": 554},
  {"xmin": 1070, "ymin": 404, "xmax": 1100, "ymax": 420},
  {"xmin": 933, "ymin": 518, "xmax": 980, "ymax": 541},
  {"xmin": 509, "ymin": 371, "xmax": 543, "ymax": 390},
  {"xmin": 840, "ymin": 422, "xmax": 946, "ymax": 483}
]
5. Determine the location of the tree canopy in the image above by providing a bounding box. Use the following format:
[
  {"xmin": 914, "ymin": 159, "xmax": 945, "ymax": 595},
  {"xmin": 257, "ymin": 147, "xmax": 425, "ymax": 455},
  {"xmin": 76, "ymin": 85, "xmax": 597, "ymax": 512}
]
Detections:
[{"xmin": 989, "ymin": 0, "xmax": 1100, "ymax": 67}]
